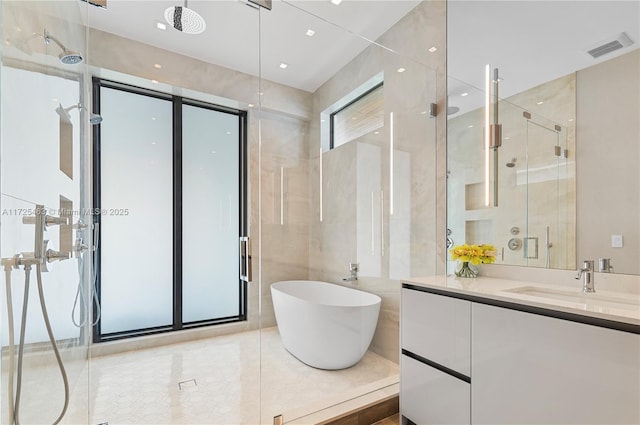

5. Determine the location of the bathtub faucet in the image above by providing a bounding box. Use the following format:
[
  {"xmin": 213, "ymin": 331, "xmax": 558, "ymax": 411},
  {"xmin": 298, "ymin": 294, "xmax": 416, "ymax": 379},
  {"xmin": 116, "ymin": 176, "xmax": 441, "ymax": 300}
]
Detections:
[{"xmin": 342, "ymin": 262, "xmax": 359, "ymax": 282}]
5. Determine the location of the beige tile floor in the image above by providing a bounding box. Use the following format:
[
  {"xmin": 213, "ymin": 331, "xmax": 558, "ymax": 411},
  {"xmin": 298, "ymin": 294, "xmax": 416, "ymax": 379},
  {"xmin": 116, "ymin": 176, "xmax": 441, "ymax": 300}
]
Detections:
[{"xmin": 4, "ymin": 326, "xmax": 398, "ymax": 424}]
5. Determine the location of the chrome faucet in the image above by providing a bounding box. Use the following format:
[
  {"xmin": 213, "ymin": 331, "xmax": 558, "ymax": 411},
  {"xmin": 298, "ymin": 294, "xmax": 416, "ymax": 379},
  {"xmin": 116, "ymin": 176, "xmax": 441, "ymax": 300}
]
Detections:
[
  {"xmin": 575, "ymin": 260, "xmax": 595, "ymax": 293},
  {"xmin": 342, "ymin": 262, "xmax": 358, "ymax": 282}
]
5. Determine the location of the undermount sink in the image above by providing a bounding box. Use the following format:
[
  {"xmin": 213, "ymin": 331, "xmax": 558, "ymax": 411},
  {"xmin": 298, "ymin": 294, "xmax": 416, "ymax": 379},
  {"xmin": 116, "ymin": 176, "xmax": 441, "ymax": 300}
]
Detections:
[{"xmin": 505, "ymin": 286, "xmax": 640, "ymax": 311}]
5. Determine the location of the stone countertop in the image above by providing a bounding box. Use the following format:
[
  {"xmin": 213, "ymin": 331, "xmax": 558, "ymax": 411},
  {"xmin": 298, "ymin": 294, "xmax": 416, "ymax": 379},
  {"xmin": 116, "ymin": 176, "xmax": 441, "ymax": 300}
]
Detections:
[{"xmin": 402, "ymin": 275, "xmax": 640, "ymax": 328}]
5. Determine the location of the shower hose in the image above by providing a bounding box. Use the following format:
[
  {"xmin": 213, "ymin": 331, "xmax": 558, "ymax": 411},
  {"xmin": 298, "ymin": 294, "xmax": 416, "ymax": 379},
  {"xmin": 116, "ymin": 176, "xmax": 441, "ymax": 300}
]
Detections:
[
  {"xmin": 72, "ymin": 223, "xmax": 100, "ymax": 328},
  {"xmin": 4, "ymin": 262, "xmax": 70, "ymax": 425}
]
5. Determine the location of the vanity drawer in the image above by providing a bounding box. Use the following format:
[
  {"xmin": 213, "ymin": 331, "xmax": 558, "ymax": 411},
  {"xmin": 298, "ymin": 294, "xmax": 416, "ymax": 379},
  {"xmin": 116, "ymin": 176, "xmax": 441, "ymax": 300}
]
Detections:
[
  {"xmin": 401, "ymin": 354, "xmax": 470, "ymax": 425},
  {"xmin": 401, "ymin": 288, "xmax": 471, "ymax": 376}
]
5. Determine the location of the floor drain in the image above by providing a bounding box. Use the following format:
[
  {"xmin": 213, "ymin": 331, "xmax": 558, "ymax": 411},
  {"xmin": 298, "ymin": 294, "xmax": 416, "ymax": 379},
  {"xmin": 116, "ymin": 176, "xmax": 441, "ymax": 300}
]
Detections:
[{"xmin": 178, "ymin": 379, "xmax": 197, "ymax": 390}]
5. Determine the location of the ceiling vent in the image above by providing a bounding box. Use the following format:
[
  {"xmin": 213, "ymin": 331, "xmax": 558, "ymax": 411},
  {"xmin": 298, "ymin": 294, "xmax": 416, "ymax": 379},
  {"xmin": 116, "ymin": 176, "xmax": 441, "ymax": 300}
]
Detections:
[{"xmin": 587, "ymin": 32, "xmax": 634, "ymax": 59}]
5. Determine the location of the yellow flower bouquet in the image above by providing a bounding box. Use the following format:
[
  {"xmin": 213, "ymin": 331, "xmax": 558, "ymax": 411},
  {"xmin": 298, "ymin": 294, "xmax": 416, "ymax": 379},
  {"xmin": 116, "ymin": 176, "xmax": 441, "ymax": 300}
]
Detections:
[{"xmin": 450, "ymin": 243, "xmax": 496, "ymax": 278}]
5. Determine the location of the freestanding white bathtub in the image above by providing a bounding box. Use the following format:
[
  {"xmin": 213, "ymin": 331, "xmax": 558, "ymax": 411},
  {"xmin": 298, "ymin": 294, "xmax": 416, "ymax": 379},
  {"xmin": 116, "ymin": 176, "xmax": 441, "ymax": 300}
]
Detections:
[{"xmin": 271, "ymin": 280, "xmax": 381, "ymax": 370}]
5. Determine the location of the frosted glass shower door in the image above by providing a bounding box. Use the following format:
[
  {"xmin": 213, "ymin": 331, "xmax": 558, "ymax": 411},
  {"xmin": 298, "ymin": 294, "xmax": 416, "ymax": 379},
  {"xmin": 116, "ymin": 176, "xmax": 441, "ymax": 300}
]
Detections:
[
  {"xmin": 182, "ymin": 104, "xmax": 243, "ymax": 323},
  {"xmin": 99, "ymin": 87, "xmax": 174, "ymax": 335}
]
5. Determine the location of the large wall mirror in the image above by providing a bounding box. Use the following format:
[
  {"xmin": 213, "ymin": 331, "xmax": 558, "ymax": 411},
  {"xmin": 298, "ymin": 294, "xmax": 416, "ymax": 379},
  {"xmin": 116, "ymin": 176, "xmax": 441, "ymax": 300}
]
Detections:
[{"xmin": 447, "ymin": 1, "xmax": 639, "ymax": 275}]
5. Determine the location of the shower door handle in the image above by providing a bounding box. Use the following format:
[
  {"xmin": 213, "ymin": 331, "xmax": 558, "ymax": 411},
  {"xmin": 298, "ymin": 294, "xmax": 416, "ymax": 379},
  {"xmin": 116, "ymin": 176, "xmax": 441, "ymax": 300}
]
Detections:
[{"xmin": 240, "ymin": 236, "xmax": 252, "ymax": 283}]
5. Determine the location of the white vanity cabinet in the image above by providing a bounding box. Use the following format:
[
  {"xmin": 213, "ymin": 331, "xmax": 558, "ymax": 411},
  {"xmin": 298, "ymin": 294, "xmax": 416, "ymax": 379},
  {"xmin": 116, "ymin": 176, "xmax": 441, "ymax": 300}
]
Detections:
[
  {"xmin": 401, "ymin": 354, "xmax": 470, "ymax": 424},
  {"xmin": 400, "ymin": 288, "xmax": 471, "ymax": 425},
  {"xmin": 472, "ymin": 303, "xmax": 640, "ymax": 424},
  {"xmin": 400, "ymin": 283, "xmax": 640, "ymax": 425}
]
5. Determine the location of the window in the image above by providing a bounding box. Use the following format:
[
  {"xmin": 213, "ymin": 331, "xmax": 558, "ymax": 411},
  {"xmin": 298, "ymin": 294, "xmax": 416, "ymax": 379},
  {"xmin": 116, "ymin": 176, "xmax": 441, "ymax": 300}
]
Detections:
[{"xmin": 330, "ymin": 82, "xmax": 384, "ymax": 149}]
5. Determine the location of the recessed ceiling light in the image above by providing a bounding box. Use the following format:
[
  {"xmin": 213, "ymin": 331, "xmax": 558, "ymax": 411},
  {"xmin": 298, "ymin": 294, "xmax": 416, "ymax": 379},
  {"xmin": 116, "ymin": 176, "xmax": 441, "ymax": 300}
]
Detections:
[
  {"xmin": 461, "ymin": 92, "xmax": 469, "ymax": 97},
  {"xmin": 331, "ymin": 0, "xmax": 342, "ymax": 5},
  {"xmin": 154, "ymin": 63, "xmax": 162, "ymax": 69},
  {"xmin": 151, "ymin": 142, "xmax": 157, "ymax": 145},
  {"xmin": 152, "ymin": 117, "xmax": 156, "ymax": 121},
  {"xmin": 428, "ymin": 46, "xmax": 437, "ymax": 53},
  {"xmin": 504, "ymin": 136, "xmax": 510, "ymax": 140},
  {"xmin": 568, "ymin": 118, "xmax": 574, "ymax": 122},
  {"xmin": 374, "ymin": 131, "xmax": 380, "ymax": 134},
  {"xmin": 420, "ymin": 111, "xmax": 427, "ymax": 115},
  {"xmin": 320, "ymin": 119, "xmax": 326, "ymax": 123},
  {"xmin": 226, "ymin": 131, "xmax": 232, "ymax": 135},
  {"xmin": 248, "ymin": 103, "xmax": 254, "ymax": 108},
  {"xmin": 468, "ymin": 125, "xmax": 474, "ymax": 128},
  {"xmin": 397, "ymin": 67, "xmax": 406, "ymax": 73},
  {"xmin": 306, "ymin": 29, "xmax": 315, "ymax": 37},
  {"xmin": 155, "ymin": 21, "xmax": 167, "ymax": 31},
  {"xmin": 151, "ymin": 79, "xmax": 159, "ymax": 84},
  {"xmin": 279, "ymin": 62, "xmax": 288, "ymax": 69},
  {"xmin": 537, "ymin": 101, "xmax": 544, "ymax": 105}
]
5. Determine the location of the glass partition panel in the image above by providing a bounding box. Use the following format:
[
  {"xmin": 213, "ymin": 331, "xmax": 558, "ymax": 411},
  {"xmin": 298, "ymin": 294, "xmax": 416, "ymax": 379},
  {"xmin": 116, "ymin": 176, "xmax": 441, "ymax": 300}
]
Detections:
[
  {"xmin": 258, "ymin": 1, "xmax": 440, "ymax": 422},
  {"xmin": 524, "ymin": 113, "xmax": 572, "ymax": 269},
  {"xmin": 85, "ymin": 1, "xmax": 262, "ymax": 423},
  {"xmin": 1, "ymin": 1, "xmax": 91, "ymax": 423}
]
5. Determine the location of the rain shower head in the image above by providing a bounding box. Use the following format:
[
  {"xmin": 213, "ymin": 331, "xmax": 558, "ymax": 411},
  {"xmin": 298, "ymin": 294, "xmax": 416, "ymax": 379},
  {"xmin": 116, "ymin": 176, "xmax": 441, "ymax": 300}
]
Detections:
[
  {"xmin": 164, "ymin": 1, "xmax": 206, "ymax": 34},
  {"xmin": 58, "ymin": 51, "xmax": 84, "ymax": 65},
  {"xmin": 506, "ymin": 157, "xmax": 517, "ymax": 168},
  {"xmin": 56, "ymin": 103, "xmax": 103, "ymax": 125},
  {"xmin": 44, "ymin": 29, "xmax": 84, "ymax": 64},
  {"xmin": 10, "ymin": 29, "xmax": 85, "ymax": 64}
]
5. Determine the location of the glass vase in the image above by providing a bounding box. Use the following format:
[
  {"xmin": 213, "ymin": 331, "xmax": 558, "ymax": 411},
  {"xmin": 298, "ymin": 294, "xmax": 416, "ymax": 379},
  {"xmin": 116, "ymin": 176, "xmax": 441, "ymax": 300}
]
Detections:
[{"xmin": 455, "ymin": 261, "xmax": 478, "ymax": 278}]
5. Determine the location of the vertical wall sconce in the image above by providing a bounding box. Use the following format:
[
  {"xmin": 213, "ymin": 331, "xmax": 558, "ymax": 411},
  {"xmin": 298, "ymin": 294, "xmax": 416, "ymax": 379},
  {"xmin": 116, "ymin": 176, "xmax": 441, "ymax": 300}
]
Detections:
[
  {"xmin": 484, "ymin": 64, "xmax": 502, "ymax": 207},
  {"xmin": 389, "ymin": 111, "xmax": 394, "ymax": 215},
  {"xmin": 319, "ymin": 147, "xmax": 323, "ymax": 222},
  {"xmin": 484, "ymin": 65, "xmax": 491, "ymax": 206}
]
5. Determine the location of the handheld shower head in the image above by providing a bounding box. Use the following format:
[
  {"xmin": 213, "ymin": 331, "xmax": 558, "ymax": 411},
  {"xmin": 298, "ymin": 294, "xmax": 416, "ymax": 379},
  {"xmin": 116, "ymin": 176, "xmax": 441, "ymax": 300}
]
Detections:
[{"xmin": 56, "ymin": 103, "xmax": 73, "ymax": 123}]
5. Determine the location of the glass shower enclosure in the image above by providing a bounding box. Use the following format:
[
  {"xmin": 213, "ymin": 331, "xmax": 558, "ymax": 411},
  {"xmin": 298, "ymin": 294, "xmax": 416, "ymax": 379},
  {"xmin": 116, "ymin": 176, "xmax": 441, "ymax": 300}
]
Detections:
[{"xmin": 1, "ymin": 1, "xmax": 441, "ymax": 424}]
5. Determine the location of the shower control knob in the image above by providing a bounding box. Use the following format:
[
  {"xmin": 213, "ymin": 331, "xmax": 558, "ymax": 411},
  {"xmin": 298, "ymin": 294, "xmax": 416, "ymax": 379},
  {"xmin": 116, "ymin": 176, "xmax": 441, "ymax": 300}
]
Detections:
[
  {"xmin": 73, "ymin": 238, "xmax": 90, "ymax": 257},
  {"xmin": 508, "ymin": 238, "xmax": 522, "ymax": 251},
  {"xmin": 46, "ymin": 249, "xmax": 71, "ymax": 263}
]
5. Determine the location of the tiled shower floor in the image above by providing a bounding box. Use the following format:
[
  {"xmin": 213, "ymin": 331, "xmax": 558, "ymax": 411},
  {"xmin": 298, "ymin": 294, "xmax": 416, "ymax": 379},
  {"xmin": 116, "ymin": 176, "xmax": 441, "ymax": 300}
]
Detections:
[{"xmin": 8, "ymin": 327, "xmax": 398, "ymax": 424}]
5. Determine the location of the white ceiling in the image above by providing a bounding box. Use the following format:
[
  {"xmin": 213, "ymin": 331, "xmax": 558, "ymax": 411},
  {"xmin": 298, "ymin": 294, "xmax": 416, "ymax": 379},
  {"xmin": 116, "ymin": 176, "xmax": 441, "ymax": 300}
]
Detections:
[
  {"xmin": 448, "ymin": 0, "xmax": 640, "ymax": 115},
  {"xmin": 86, "ymin": 0, "xmax": 422, "ymax": 92},
  {"xmin": 86, "ymin": 1, "xmax": 639, "ymax": 99}
]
